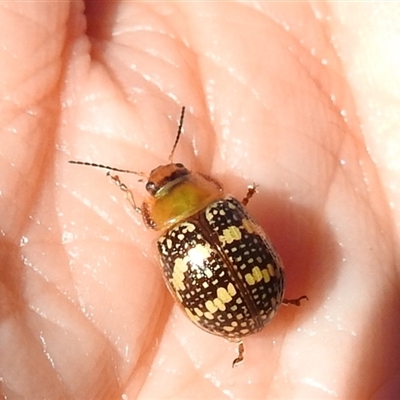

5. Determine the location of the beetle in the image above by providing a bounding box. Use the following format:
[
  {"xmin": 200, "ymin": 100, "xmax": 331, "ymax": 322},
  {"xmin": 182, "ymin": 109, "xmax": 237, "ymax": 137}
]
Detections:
[{"xmin": 69, "ymin": 107, "xmax": 307, "ymax": 366}]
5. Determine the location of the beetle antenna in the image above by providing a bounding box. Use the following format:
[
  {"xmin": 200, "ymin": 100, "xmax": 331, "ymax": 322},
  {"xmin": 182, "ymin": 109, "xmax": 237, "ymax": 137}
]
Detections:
[
  {"xmin": 68, "ymin": 161, "xmax": 147, "ymax": 178},
  {"xmin": 168, "ymin": 106, "xmax": 185, "ymax": 163}
]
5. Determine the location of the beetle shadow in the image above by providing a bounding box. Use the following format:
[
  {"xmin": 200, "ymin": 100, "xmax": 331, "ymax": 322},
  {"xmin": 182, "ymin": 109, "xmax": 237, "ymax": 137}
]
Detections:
[
  {"xmin": 225, "ymin": 179, "xmax": 341, "ymax": 323},
  {"xmin": 260, "ymin": 191, "xmax": 338, "ymax": 308}
]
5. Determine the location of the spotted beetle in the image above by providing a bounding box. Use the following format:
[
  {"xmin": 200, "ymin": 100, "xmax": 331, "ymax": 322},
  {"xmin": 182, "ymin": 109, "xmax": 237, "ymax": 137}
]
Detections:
[{"xmin": 69, "ymin": 107, "xmax": 307, "ymax": 366}]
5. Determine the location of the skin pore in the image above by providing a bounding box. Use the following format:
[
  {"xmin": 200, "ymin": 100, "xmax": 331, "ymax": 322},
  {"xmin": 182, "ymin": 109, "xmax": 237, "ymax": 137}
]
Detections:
[{"xmin": 1, "ymin": 2, "xmax": 399, "ymax": 399}]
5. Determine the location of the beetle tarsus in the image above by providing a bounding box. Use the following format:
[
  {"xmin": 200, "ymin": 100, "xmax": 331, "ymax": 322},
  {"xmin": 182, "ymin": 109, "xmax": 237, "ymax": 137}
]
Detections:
[
  {"xmin": 242, "ymin": 184, "xmax": 258, "ymax": 206},
  {"xmin": 232, "ymin": 341, "xmax": 244, "ymax": 367},
  {"xmin": 107, "ymin": 173, "xmax": 142, "ymax": 214},
  {"xmin": 282, "ymin": 295, "xmax": 309, "ymax": 307}
]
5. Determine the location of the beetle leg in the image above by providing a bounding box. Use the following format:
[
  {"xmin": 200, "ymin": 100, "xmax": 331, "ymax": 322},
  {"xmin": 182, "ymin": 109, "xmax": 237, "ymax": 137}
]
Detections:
[
  {"xmin": 107, "ymin": 172, "xmax": 142, "ymax": 214},
  {"xmin": 282, "ymin": 295, "xmax": 308, "ymax": 306},
  {"xmin": 232, "ymin": 341, "xmax": 244, "ymax": 367},
  {"xmin": 242, "ymin": 184, "xmax": 258, "ymax": 206}
]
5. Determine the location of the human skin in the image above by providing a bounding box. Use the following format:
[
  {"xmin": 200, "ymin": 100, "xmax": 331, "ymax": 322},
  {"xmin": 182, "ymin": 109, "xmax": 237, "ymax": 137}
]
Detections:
[{"xmin": 1, "ymin": 1, "xmax": 400, "ymax": 399}]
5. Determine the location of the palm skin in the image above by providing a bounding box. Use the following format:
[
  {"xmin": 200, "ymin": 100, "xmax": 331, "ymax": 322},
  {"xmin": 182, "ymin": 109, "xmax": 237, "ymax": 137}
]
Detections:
[{"xmin": 1, "ymin": 2, "xmax": 399, "ymax": 399}]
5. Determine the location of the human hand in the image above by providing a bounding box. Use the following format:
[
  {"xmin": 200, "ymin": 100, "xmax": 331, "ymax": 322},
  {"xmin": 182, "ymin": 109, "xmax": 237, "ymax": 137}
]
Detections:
[{"xmin": 1, "ymin": 2, "xmax": 399, "ymax": 399}]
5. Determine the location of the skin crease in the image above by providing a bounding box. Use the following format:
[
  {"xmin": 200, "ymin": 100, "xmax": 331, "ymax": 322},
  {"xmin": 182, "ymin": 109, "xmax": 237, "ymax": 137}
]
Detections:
[{"xmin": 1, "ymin": 1, "xmax": 400, "ymax": 399}]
